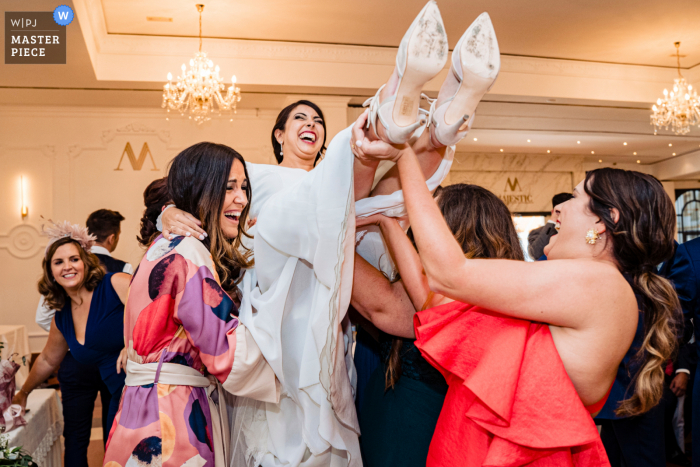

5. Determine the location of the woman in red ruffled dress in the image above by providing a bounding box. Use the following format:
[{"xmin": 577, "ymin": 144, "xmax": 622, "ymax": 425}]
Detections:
[{"xmin": 353, "ymin": 116, "xmax": 681, "ymax": 466}]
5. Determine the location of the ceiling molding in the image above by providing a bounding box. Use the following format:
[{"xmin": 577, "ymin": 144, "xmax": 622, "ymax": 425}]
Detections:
[{"xmin": 74, "ymin": 0, "xmax": 693, "ymax": 104}]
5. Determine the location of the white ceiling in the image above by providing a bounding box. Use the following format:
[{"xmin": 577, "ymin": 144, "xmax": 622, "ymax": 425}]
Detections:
[{"xmin": 102, "ymin": 0, "xmax": 700, "ymax": 68}]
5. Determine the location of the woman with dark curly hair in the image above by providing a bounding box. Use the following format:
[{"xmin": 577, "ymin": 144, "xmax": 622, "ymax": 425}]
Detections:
[
  {"xmin": 12, "ymin": 221, "xmax": 130, "ymax": 467},
  {"xmin": 137, "ymin": 177, "xmax": 171, "ymax": 248}
]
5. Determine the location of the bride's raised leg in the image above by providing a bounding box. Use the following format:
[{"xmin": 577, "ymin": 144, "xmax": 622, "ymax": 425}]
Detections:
[
  {"xmin": 368, "ymin": 12, "xmax": 500, "ymax": 197},
  {"xmin": 363, "ymin": 1, "xmax": 448, "ymax": 145}
]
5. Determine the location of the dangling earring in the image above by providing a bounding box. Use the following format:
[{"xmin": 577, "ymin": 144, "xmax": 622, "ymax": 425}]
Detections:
[
  {"xmin": 280, "ymin": 143, "xmax": 283, "ymax": 157},
  {"xmin": 585, "ymin": 228, "xmax": 601, "ymax": 245}
]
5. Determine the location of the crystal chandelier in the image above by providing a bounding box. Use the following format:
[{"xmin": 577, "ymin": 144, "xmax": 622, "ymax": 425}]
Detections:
[
  {"xmin": 651, "ymin": 42, "xmax": 700, "ymax": 135},
  {"xmin": 162, "ymin": 4, "xmax": 241, "ymax": 124}
]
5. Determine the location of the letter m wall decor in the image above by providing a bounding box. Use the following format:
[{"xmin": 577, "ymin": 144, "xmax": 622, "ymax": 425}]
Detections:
[{"xmin": 115, "ymin": 142, "xmax": 159, "ymax": 171}]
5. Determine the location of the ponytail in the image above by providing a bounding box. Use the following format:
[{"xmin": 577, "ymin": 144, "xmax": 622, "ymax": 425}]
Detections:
[{"xmin": 616, "ymin": 271, "xmax": 680, "ymax": 416}]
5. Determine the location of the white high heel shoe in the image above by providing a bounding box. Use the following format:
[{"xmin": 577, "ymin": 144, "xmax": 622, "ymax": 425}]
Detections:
[
  {"xmin": 426, "ymin": 12, "xmax": 500, "ymax": 147},
  {"xmin": 363, "ymin": 1, "xmax": 448, "ymax": 145}
]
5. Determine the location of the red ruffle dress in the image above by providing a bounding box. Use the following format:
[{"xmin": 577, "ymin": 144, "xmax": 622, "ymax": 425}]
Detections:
[{"xmin": 413, "ymin": 301, "xmax": 611, "ymax": 467}]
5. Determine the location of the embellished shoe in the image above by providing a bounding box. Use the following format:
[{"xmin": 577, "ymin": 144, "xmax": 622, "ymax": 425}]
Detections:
[
  {"xmin": 363, "ymin": 1, "xmax": 448, "ymax": 144},
  {"xmin": 426, "ymin": 12, "xmax": 500, "ymax": 147}
]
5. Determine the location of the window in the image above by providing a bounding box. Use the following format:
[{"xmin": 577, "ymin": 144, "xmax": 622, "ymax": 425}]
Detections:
[{"xmin": 676, "ymin": 189, "xmax": 700, "ymax": 243}]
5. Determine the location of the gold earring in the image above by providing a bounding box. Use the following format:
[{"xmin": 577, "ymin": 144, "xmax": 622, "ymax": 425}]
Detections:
[{"xmin": 585, "ymin": 228, "xmax": 601, "ymax": 245}]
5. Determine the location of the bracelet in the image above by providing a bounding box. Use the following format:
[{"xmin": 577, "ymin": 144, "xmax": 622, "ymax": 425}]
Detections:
[{"xmin": 19, "ymin": 387, "xmax": 30, "ymax": 396}]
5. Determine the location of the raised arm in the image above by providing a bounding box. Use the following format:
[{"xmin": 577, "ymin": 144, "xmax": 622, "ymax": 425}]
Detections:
[
  {"xmin": 356, "ymin": 140, "xmax": 628, "ymax": 330},
  {"xmin": 356, "ymin": 214, "xmax": 429, "ymax": 311},
  {"xmin": 351, "ymin": 253, "xmax": 417, "ymax": 338}
]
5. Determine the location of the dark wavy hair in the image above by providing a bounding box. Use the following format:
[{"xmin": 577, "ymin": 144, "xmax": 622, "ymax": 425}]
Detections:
[
  {"xmin": 271, "ymin": 100, "xmax": 327, "ymax": 165},
  {"xmin": 38, "ymin": 237, "xmax": 105, "ymax": 311},
  {"xmin": 86, "ymin": 209, "xmax": 124, "ymax": 243},
  {"xmin": 584, "ymin": 168, "xmax": 680, "ymax": 416},
  {"xmin": 387, "ymin": 184, "xmax": 524, "ymax": 388},
  {"xmin": 167, "ymin": 142, "xmax": 253, "ymax": 295},
  {"xmin": 137, "ymin": 177, "xmax": 171, "ymax": 248}
]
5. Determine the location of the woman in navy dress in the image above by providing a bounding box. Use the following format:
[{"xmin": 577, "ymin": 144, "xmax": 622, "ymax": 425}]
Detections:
[{"xmin": 13, "ymin": 221, "xmax": 129, "ymax": 467}]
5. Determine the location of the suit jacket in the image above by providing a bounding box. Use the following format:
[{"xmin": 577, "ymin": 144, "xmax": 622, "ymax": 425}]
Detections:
[
  {"xmin": 662, "ymin": 239, "xmax": 700, "ymax": 368},
  {"xmin": 527, "ymin": 222, "xmax": 557, "ymax": 260}
]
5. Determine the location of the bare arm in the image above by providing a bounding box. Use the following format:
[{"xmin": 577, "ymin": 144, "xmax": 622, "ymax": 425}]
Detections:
[
  {"xmin": 356, "ymin": 215, "xmax": 430, "ymax": 311},
  {"xmin": 351, "ymin": 253, "xmax": 417, "ymax": 338},
  {"xmin": 351, "ymin": 110, "xmax": 380, "ymax": 200},
  {"xmin": 111, "ymin": 272, "xmax": 131, "ymax": 304},
  {"xmin": 12, "ymin": 319, "xmax": 68, "ymax": 409},
  {"xmin": 358, "ymin": 140, "xmax": 630, "ymax": 329}
]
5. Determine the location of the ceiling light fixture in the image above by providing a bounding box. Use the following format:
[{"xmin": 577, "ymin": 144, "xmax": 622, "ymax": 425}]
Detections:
[
  {"xmin": 162, "ymin": 4, "xmax": 241, "ymax": 124},
  {"xmin": 633, "ymin": 152, "xmax": 637, "ymax": 155},
  {"xmin": 527, "ymin": 139, "xmax": 531, "ymax": 143},
  {"xmin": 598, "ymin": 159, "xmax": 602, "ymax": 163},
  {"xmin": 623, "ymin": 142, "xmax": 627, "ymax": 145},
  {"xmin": 547, "ymin": 150, "xmax": 550, "ymax": 153},
  {"xmin": 473, "ymin": 138, "xmax": 477, "ymax": 141},
  {"xmin": 669, "ymin": 143, "xmax": 673, "ymax": 146},
  {"xmin": 577, "ymin": 141, "xmax": 581, "ymax": 144},
  {"xmin": 651, "ymin": 42, "xmax": 700, "ymax": 135},
  {"xmin": 500, "ymin": 149, "xmax": 503, "ymax": 152},
  {"xmin": 673, "ymin": 152, "xmax": 677, "ymax": 156},
  {"xmin": 637, "ymin": 160, "xmax": 640, "ymax": 163},
  {"xmin": 591, "ymin": 151, "xmax": 595, "ymax": 154}
]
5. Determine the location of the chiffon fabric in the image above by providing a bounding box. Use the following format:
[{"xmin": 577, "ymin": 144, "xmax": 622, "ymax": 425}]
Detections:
[
  {"xmin": 234, "ymin": 126, "xmax": 359, "ymax": 467},
  {"xmin": 230, "ymin": 125, "xmax": 453, "ymax": 467},
  {"xmin": 413, "ymin": 300, "xmax": 611, "ymax": 467}
]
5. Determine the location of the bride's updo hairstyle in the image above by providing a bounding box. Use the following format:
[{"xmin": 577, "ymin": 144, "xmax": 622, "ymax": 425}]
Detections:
[
  {"xmin": 584, "ymin": 168, "xmax": 680, "ymax": 416},
  {"xmin": 271, "ymin": 100, "xmax": 327, "ymax": 165},
  {"xmin": 167, "ymin": 142, "xmax": 252, "ymax": 294}
]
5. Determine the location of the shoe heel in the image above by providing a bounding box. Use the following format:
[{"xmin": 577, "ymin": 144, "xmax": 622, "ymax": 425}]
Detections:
[
  {"xmin": 392, "ymin": 1, "xmax": 448, "ymax": 130},
  {"xmin": 444, "ymin": 12, "xmax": 500, "ymax": 126}
]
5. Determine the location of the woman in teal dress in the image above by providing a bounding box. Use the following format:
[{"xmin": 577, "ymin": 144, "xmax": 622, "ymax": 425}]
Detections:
[{"xmin": 351, "ymin": 184, "xmax": 525, "ymax": 466}]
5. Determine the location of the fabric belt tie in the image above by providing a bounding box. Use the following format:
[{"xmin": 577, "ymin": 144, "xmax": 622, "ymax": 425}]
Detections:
[{"xmin": 125, "ymin": 359, "xmax": 230, "ymax": 465}]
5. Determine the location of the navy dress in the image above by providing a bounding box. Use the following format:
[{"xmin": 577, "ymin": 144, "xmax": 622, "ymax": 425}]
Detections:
[
  {"xmin": 54, "ymin": 273, "xmax": 126, "ymax": 437},
  {"xmin": 359, "ymin": 332, "xmax": 448, "ymax": 467}
]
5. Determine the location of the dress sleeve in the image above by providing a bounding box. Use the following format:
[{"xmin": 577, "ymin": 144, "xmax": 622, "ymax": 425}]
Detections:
[
  {"xmin": 174, "ymin": 238, "xmax": 279, "ymax": 403},
  {"xmin": 35, "ymin": 296, "xmax": 56, "ymax": 333}
]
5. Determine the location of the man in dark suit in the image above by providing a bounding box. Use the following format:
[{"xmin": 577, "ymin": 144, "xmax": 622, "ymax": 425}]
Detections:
[
  {"xmin": 527, "ymin": 192, "xmax": 573, "ymax": 260},
  {"xmin": 34, "ymin": 209, "xmax": 132, "ymax": 466},
  {"xmin": 662, "ymin": 237, "xmax": 700, "ymax": 466}
]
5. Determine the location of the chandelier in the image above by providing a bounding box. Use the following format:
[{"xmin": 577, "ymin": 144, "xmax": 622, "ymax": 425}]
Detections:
[
  {"xmin": 162, "ymin": 4, "xmax": 241, "ymax": 124},
  {"xmin": 651, "ymin": 42, "xmax": 700, "ymax": 135}
]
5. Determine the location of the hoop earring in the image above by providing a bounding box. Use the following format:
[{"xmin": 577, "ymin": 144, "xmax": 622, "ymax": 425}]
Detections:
[{"xmin": 585, "ymin": 228, "xmax": 601, "ymax": 245}]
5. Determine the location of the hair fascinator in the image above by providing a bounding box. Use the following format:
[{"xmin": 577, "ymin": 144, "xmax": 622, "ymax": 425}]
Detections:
[{"xmin": 43, "ymin": 219, "xmax": 96, "ymax": 257}]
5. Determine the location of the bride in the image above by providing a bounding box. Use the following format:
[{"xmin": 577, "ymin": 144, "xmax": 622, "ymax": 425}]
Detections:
[{"xmin": 160, "ymin": 2, "xmax": 499, "ymax": 465}]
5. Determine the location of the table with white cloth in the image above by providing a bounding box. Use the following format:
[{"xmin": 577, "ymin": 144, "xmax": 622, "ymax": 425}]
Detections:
[
  {"xmin": 0, "ymin": 325, "xmax": 31, "ymax": 387},
  {"xmin": 4, "ymin": 389, "xmax": 63, "ymax": 466}
]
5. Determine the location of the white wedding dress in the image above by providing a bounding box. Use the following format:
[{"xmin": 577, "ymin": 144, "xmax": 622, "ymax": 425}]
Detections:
[{"xmin": 228, "ymin": 124, "xmax": 453, "ymax": 467}]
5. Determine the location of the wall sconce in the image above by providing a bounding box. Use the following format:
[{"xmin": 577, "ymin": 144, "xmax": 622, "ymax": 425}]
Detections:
[{"xmin": 20, "ymin": 176, "xmax": 28, "ymax": 218}]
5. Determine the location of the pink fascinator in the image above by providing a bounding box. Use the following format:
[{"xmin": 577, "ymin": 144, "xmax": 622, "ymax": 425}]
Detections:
[{"xmin": 43, "ymin": 219, "xmax": 96, "ymax": 258}]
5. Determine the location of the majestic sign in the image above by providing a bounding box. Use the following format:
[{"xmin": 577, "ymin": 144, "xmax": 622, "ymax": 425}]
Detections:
[
  {"xmin": 449, "ymin": 171, "xmax": 573, "ymax": 212},
  {"xmin": 115, "ymin": 142, "xmax": 159, "ymax": 171}
]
